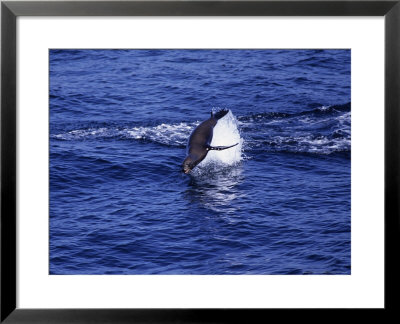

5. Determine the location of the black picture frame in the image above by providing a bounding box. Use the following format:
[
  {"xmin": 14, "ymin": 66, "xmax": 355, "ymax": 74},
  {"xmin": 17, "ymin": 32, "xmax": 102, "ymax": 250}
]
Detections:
[{"xmin": 1, "ymin": 0, "xmax": 399, "ymax": 322}]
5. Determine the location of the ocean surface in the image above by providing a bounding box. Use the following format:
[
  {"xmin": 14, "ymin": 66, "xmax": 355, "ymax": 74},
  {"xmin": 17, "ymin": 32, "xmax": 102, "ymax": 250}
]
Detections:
[{"xmin": 49, "ymin": 49, "xmax": 351, "ymax": 275}]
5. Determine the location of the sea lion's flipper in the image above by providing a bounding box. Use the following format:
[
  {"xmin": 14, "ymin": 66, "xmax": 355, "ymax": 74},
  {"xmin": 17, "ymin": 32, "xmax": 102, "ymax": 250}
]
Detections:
[
  {"xmin": 207, "ymin": 143, "xmax": 238, "ymax": 151},
  {"xmin": 212, "ymin": 109, "xmax": 229, "ymax": 120}
]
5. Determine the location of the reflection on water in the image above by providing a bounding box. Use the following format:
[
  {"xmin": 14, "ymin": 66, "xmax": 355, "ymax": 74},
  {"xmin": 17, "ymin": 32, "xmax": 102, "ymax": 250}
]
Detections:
[{"xmin": 184, "ymin": 163, "xmax": 245, "ymax": 214}]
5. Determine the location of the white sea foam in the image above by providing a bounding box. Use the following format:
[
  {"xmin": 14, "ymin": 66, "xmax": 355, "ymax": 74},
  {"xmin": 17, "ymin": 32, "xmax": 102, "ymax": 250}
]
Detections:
[
  {"xmin": 52, "ymin": 127, "xmax": 111, "ymax": 140},
  {"xmin": 125, "ymin": 122, "xmax": 195, "ymax": 146},
  {"xmin": 52, "ymin": 122, "xmax": 198, "ymax": 147}
]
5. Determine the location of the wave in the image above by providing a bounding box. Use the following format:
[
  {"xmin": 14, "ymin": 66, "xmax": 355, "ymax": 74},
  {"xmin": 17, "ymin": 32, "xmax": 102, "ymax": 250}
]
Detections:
[
  {"xmin": 51, "ymin": 103, "xmax": 350, "ymax": 156},
  {"xmin": 239, "ymin": 103, "xmax": 351, "ymax": 155},
  {"xmin": 252, "ymin": 135, "xmax": 350, "ymax": 155},
  {"xmin": 238, "ymin": 102, "xmax": 350, "ymax": 122},
  {"xmin": 51, "ymin": 122, "xmax": 197, "ymax": 147}
]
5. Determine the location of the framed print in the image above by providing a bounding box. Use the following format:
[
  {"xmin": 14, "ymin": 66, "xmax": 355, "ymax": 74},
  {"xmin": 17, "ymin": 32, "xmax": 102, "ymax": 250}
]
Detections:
[{"xmin": 1, "ymin": 0, "xmax": 399, "ymax": 322}]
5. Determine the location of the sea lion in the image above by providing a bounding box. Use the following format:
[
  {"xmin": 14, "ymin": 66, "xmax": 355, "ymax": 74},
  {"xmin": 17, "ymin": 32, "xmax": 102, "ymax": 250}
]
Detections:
[{"xmin": 182, "ymin": 109, "xmax": 239, "ymax": 174}]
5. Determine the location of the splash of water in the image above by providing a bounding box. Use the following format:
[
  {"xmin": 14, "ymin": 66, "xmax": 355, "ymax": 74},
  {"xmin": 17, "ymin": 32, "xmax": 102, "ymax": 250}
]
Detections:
[{"xmin": 195, "ymin": 110, "xmax": 243, "ymax": 172}]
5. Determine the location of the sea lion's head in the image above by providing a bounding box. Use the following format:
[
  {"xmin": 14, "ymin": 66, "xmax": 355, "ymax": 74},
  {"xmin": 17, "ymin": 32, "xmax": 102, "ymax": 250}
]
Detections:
[{"xmin": 182, "ymin": 156, "xmax": 197, "ymax": 174}]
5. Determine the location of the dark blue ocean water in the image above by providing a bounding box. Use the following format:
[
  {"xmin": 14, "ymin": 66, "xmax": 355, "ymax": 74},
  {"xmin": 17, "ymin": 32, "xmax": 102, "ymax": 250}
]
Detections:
[{"xmin": 50, "ymin": 49, "xmax": 351, "ymax": 275}]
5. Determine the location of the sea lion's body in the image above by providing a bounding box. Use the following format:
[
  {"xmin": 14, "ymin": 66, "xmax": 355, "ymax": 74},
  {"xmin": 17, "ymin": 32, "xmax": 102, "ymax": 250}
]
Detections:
[
  {"xmin": 182, "ymin": 110, "xmax": 238, "ymax": 174},
  {"xmin": 185, "ymin": 118, "xmax": 217, "ymax": 169}
]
